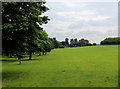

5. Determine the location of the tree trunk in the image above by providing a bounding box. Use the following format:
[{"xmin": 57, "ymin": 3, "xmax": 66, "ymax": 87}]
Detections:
[
  {"xmin": 45, "ymin": 52, "xmax": 47, "ymax": 55},
  {"xmin": 9, "ymin": 54, "xmax": 12, "ymax": 58},
  {"xmin": 33, "ymin": 52, "xmax": 34, "ymax": 55},
  {"xmin": 29, "ymin": 51, "xmax": 32, "ymax": 60},
  {"xmin": 18, "ymin": 58, "xmax": 21, "ymax": 65},
  {"xmin": 42, "ymin": 52, "xmax": 44, "ymax": 55},
  {"xmin": 38, "ymin": 53, "xmax": 41, "ymax": 56}
]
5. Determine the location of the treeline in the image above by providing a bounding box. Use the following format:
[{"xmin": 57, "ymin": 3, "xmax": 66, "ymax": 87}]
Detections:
[
  {"xmin": 100, "ymin": 37, "xmax": 120, "ymax": 45},
  {"xmin": 2, "ymin": 2, "xmax": 53, "ymax": 64},
  {"xmin": 2, "ymin": 2, "xmax": 97, "ymax": 65},
  {"xmin": 4, "ymin": 2, "xmax": 119, "ymax": 65},
  {"xmin": 49, "ymin": 38, "xmax": 97, "ymax": 48}
]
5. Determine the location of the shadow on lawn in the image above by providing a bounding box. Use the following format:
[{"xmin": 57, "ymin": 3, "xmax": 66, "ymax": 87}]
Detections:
[
  {"xmin": 0, "ymin": 59, "xmax": 40, "ymax": 62},
  {"xmin": 2, "ymin": 71, "xmax": 25, "ymax": 81}
]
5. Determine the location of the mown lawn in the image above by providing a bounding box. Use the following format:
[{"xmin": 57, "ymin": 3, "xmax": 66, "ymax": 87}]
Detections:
[{"xmin": 2, "ymin": 45, "xmax": 118, "ymax": 87}]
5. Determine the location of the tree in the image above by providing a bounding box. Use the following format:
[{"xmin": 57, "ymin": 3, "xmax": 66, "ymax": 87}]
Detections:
[
  {"xmin": 61, "ymin": 38, "xmax": 69, "ymax": 47},
  {"xmin": 78, "ymin": 39, "xmax": 85, "ymax": 46},
  {"xmin": 65, "ymin": 38, "xmax": 69, "ymax": 47},
  {"xmin": 2, "ymin": 2, "xmax": 50, "ymax": 63},
  {"xmin": 78, "ymin": 39, "xmax": 89, "ymax": 46},
  {"xmin": 52, "ymin": 37, "xmax": 61, "ymax": 48},
  {"xmin": 93, "ymin": 43, "xmax": 97, "ymax": 46},
  {"xmin": 70, "ymin": 39, "xmax": 74, "ymax": 47},
  {"xmin": 74, "ymin": 38, "xmax": 78, "ymax": 47},
  {"xmin": 61, "ymin": 41, "xmax": 66, "ymax": 46},
  {"xmin": 40, "ymin": 31, "xmax": 54, "ymax": 55},
  {"xmin": 100, "ymin": 37, "xmax": 120, "ymax": 45}
]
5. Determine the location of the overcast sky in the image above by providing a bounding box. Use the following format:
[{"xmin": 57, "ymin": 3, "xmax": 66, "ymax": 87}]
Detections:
[{"xmin": 42, "ymin": 0, "xmax": 118, "ymax": 44}]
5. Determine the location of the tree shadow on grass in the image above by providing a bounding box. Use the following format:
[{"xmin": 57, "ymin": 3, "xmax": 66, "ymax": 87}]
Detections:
[
  {"xmin": 2, "ymin": 71, "xmax": 25, "ymax": 81},
  {"xmin": 1, "ymin": 58, "xmax": 42, "ymax": 63},
  {"xmin": 0, "ymin": 60, "xmax": 17, "ymax": 62}
]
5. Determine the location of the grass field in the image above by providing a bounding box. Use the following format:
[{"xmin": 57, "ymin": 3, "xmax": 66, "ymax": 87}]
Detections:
[{"xmin": 2, "ymin": 45, "xmax": 118, "ymax": 87}]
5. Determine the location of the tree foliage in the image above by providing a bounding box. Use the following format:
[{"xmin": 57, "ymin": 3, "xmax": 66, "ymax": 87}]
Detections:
[
  {"xmin": 69, "ymin": 38, "xmax": 92, "ymax": 47},
  {"xmin": 2, "ymin": 2, "xmax": 52, "ymax": 62},
  {"xmin": 100, "ymin": 37, "xmax": 120, "ymax": 45}
]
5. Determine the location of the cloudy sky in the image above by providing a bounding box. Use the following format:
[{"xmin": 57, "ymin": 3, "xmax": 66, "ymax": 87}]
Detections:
[{"xmin": 42, "ymin": 0, "xmax": 118, "ymax": 44}]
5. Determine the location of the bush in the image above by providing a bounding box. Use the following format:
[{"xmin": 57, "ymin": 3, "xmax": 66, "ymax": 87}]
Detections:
[
  {"xmin": 93, "ymin": 43, "xmax": 97, "ymax": 46},
  {"xmin": 59, "ymin": 45, "xmax": 65, "ymax": 48}
]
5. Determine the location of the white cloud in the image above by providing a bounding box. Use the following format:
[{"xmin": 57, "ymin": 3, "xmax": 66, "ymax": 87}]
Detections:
[
  {"xmin": 63, "ymin": 2, "xmax": 78, "ymax": 7},
  {"xmin": 56, "ymin": 10, "xmax": 95, "ymax": 17},
  {"xmin": 68, "ymin": 26, "xmax": 118, "ymax": 34},
  {"xmin": 75, "ymin": 16, "xmax": 110, "ymax": 21},
  {"xmin": 43, "ymin": 21, "xmax": 72, "ymax": 33},
  {"xmin": 62, "ymin": 2, "xmax": 86, "ymax": 7},
  {"xmin": 46, "ymin": 0, "xmax": 119, "ymax": 2},
  {"xmin": 43, "ymin": 2, "xmax": 118, "ymax": 43},
  {"xmin": 56, "ymin": 10, "xmax": 110, "ymax": 21}
]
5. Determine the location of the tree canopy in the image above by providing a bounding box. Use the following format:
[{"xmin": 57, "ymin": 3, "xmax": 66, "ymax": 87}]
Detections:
[
  {"xmin": 2, "ymin": 2, "xmax": 52, "ymax": 62},
  {"xmin": 100, "ymin": 37, "xmax": 120, "ymax": 45}
]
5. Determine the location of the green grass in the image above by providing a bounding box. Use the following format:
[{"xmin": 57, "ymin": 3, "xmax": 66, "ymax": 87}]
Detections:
[{"xmin": 2, "ymin": 45, "xmax": 118, "ymax": 87}]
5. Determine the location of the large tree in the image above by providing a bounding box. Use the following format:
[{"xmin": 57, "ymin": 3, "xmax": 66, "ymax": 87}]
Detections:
[
  {"xmin": 70, "ymin": 39, "xmax": 74, "ymax": 47},
  {"xmin": 2, "ymin": 2, "xmax": 50, "ymax": 63},
  {"xmin": 65, "ymin": 38, "xmax": 69, "ymax": 47},
  {"xmin": 78, "ymin": 39, "xmax": 89, "ymax": 46},
  {"xmin": 52, "ymin": 37, "xmax": 61, "ymax": 48},
  {"xmin": 74, "ymin": 38, "xmax": 78, "ymax": 47}
]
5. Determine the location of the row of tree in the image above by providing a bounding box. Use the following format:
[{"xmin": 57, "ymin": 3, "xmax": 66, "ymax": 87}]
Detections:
[
  {"xmin": 62, "ymin": 38, "xmax": 97, "ymax": 47},
  {"xmin": 3, "ymin": 2, "xmax": 96, "ymax": 64},
  {"xmin": 3, "ymin": 2, "xmax": 119, "ymax": 65},
  {"xmin": 49, "ymin": 38, "xmax": 97, "ymax": 48},
  {"xmin": 100, "ymin": 37, "xmax": 120, "ymax": 45},
  {"xmin": 2, "ymin": 2, "xmax": 54, "ymax": 64}
]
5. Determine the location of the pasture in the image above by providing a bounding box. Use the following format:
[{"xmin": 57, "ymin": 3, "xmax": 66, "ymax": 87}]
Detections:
[{"xmin": 2, "ymin": 45, "xmax": 118, "ymax": 87}]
